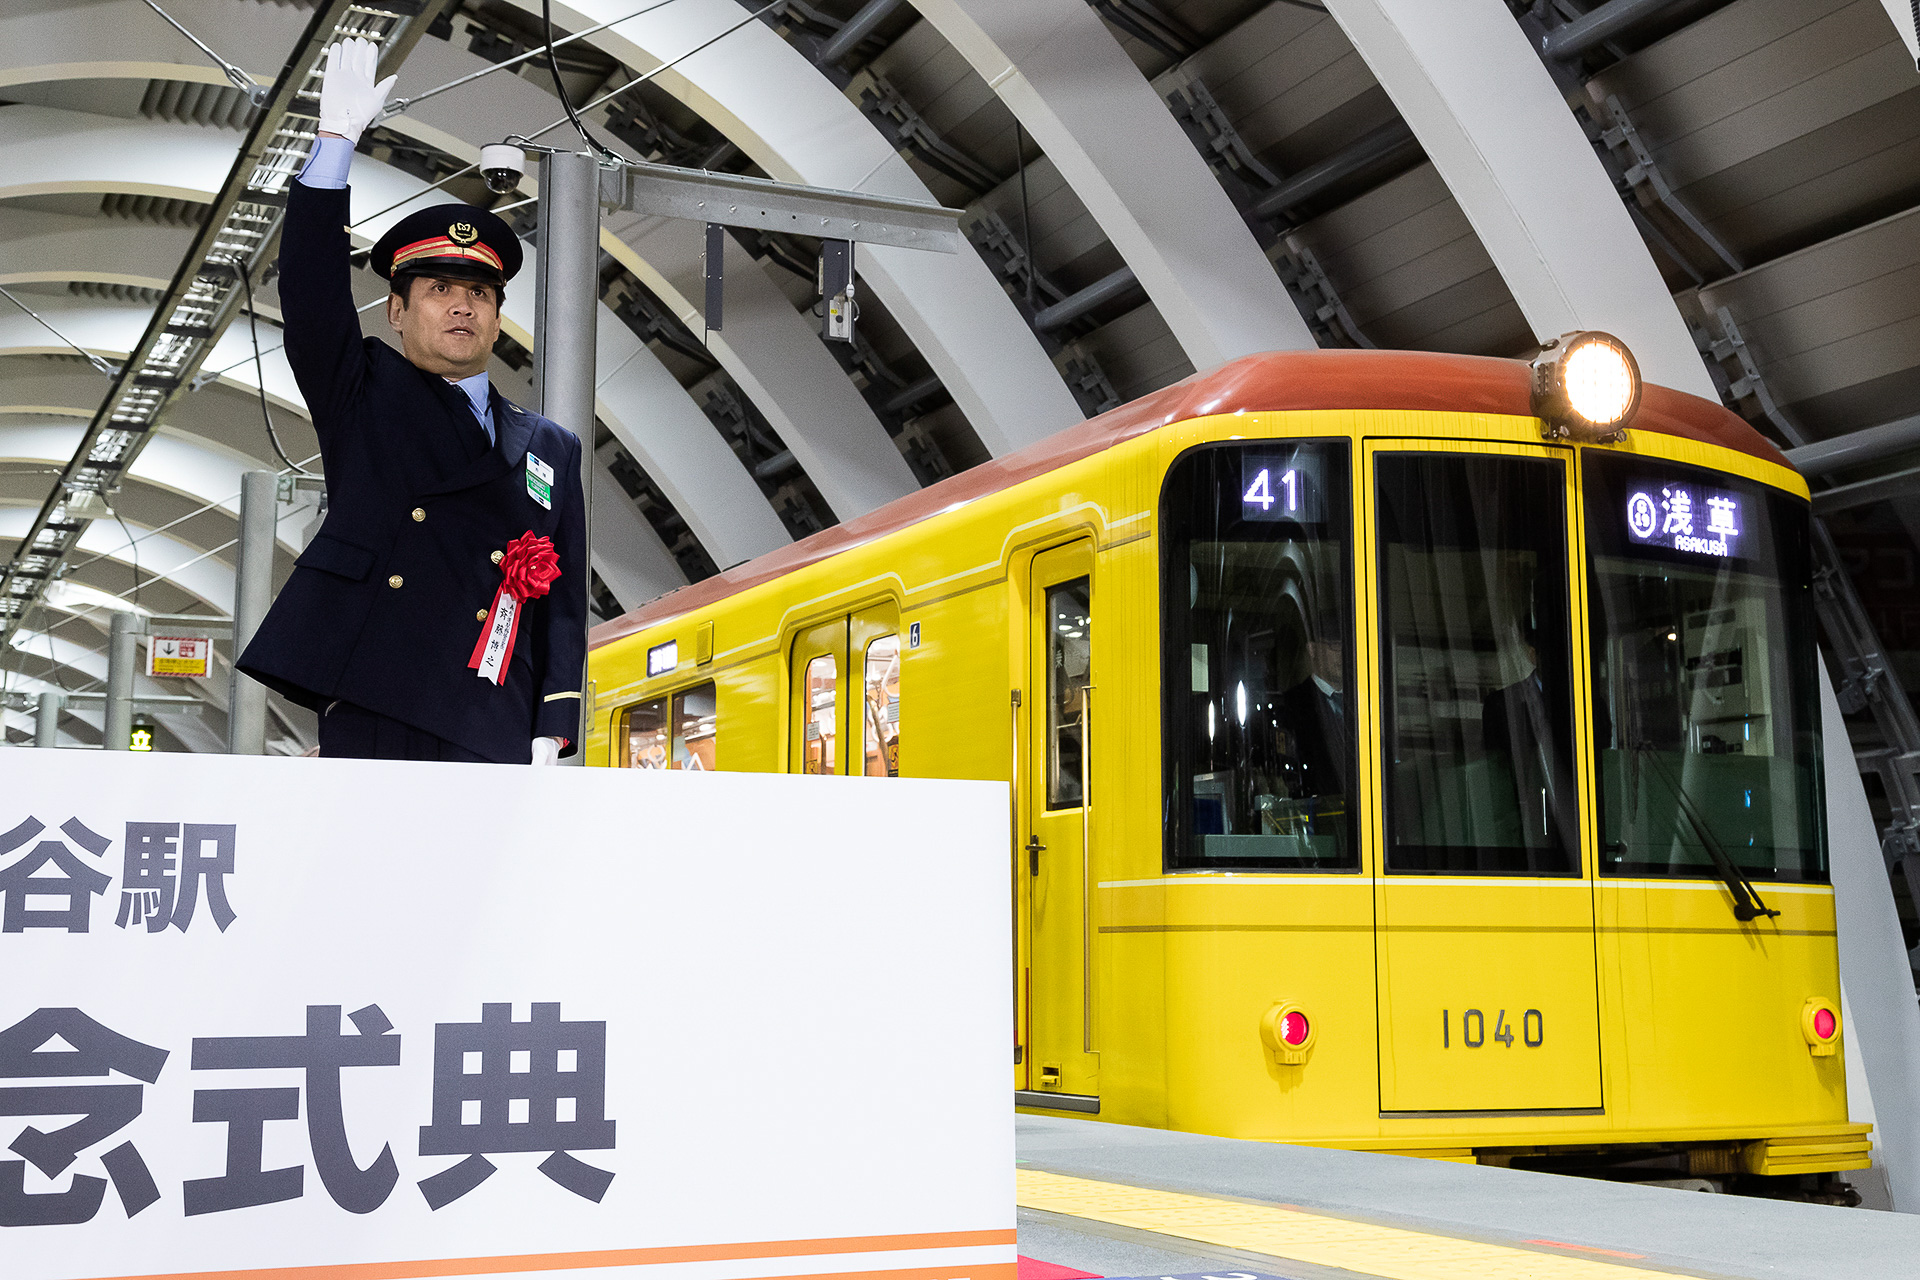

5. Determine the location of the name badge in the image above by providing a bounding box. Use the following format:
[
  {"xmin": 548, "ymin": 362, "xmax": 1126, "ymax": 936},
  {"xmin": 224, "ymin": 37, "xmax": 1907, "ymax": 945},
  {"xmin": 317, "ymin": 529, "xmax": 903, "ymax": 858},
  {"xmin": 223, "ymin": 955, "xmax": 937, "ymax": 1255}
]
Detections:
[{"xmin": 525, "ymin": 451, "xmax": 553, "ymax": 510}]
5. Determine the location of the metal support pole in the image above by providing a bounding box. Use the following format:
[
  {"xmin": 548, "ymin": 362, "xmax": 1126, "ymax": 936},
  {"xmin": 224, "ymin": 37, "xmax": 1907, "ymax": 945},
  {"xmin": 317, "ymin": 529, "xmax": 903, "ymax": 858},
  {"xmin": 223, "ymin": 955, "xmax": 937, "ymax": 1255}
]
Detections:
[
  {"xmin": 1032, "ymin": 266, "xmax": 1143, "ymax": 332},
  {"xmin": 535, "ymin": 149, "xmax": 601, "ymax": 764},
  {"xmin": 1540, "ymin": 0, "xmax": 1689, "ymax": 61},
  {"xmin": 34, "ymin": 692, "xmax": 62, "ymax": 747},
  {"xmin": 815, "ymin": 0, "xmax": 903, "ymax": 66},
  {"xmin": 227, "ymin": 469, "xmax": 276, "ymax": 755},
  {"xmin": 105, "ymin": 610, "xmax": 136, "ymax": 751}
]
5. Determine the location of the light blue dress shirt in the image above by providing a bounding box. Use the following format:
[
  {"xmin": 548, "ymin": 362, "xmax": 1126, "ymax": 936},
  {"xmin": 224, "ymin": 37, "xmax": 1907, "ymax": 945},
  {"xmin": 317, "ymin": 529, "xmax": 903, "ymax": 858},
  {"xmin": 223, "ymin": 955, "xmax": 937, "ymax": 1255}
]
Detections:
[
  {"xmin": 451, "ymin": 370, "xmax": 496, "ymax": 446},
  {"xmin": 298, "ymin": 135, "xmax": 354, "ymax": 188}
]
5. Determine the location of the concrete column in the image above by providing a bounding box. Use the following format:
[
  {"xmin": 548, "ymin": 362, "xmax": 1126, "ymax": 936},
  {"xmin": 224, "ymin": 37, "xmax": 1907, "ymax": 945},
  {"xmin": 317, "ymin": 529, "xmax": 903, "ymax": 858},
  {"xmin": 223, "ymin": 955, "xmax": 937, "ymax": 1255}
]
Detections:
[
  {"xmin": 227, "ymin": 469, "xmax": 276, "ymax": 755},
  {"xmin": 34, "ymin": 691, "xmax": 62, "ymax": 747},
  {"xmin": 536, "ymin": 148, "xmax": 602, "ymax": 761},
  {"xmin": 104, "ymin": 609, "xmax": 136, "ymax": 750}
]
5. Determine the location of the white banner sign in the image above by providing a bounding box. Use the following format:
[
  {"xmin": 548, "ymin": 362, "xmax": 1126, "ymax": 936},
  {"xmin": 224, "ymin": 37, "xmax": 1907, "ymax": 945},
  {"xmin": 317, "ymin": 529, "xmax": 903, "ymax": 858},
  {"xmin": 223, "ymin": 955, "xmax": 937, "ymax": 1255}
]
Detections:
[{"xmin": 0, "ymin": 753, "xmax": 1012, "ymax": 1280}]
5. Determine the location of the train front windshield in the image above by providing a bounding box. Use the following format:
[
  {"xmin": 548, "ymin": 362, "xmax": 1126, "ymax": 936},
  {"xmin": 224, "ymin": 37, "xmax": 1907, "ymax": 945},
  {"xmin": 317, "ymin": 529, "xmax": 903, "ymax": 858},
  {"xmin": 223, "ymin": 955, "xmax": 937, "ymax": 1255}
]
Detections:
[
  {"xmin": 1161, "ymin": 442, "xmax": 1358, "ymax": 871},
  {"xmin": 1584, "ymin": 453, "xmax": 1826, "ymax": 882}
]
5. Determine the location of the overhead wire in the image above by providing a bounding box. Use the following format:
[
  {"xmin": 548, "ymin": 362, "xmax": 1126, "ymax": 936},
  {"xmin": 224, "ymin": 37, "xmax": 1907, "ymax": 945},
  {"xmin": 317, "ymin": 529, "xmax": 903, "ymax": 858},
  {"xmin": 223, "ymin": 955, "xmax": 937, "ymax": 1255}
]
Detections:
[
  {"xmin": 0, "ymin": 285, "xmax": 121, "ymax": 377},
  {"xmin": 381, "ymin": 0, "xmax": 682, "ymax": 119},
  {"xmin": 543, "ymin": 0, "xmax": 624, "ymax": 163},
  {"xmin": 137, "ymin": 0, "xmax": 268, "ymax": 103},
  {"xmin": 235, "ymin": 259, "xmax": 311, "ymax": 473}
]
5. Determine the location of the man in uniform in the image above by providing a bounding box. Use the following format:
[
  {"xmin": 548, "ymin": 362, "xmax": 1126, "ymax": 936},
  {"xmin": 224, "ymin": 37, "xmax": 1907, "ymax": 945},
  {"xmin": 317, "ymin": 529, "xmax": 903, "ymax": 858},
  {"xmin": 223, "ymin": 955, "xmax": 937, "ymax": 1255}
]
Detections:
[{"xmin": 238, "ymin": 37, "xmax": 587, "ymax": 764}]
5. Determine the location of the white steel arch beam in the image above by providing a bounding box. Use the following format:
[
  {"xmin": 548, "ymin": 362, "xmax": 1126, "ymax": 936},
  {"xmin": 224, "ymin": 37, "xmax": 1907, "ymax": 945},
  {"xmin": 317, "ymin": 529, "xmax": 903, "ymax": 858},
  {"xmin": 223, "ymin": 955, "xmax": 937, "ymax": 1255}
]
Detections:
[
  {"xmin": 905, "ymin": 0, "xmax": 1318, "ymax": 367},
  {"xmin": 0, "ymin": 0, "xmax": 300, "ymax": 93},
  {"xmin": 0, "ymin": 207, "xmax": 194, "ymax": 292},
  {"xmin": 1323, "ymin": 1, "xmax": 1713, "ymax": 398},
  {"xmin": 1324, "ymin": 0, "xmax": 1920, "ymax": 1213},
  {"xmin": 502, "ymin": 0, "xmax": 1082, "ymax": 454},
  {"xmin": 0, "ymin": 506, "xmax": 237, "ymax": 612},
  {"xmin": 0, "ymin": 421, "xmax": 311, "ymax": 556},
  {"xmin": 0, "ymin": 294, "xmax": 309, "ymax": 425},
  {"xmin": 376, "ymin": 33, "xmax": 916, "ymax": 518}
]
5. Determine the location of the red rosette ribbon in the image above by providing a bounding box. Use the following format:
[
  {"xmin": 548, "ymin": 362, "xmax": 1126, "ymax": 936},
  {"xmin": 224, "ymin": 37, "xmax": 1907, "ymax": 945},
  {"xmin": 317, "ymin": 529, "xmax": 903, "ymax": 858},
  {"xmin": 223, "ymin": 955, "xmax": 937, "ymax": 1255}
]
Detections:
[{"xmin": 468, "ymin": 531, "xmax": 561, "ymax": 684}]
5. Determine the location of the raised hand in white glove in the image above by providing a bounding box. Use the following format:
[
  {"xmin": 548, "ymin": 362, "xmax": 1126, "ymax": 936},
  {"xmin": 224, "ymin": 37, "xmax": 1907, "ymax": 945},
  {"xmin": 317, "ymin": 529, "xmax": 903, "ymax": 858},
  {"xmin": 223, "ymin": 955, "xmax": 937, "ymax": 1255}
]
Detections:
[
  {"xmin": 530, "ymin": 736, "xmax": 563, "ymax": 767},
  {"xmin": 317, "ymin": 37, "xmax": 397, "ymax": 144}
]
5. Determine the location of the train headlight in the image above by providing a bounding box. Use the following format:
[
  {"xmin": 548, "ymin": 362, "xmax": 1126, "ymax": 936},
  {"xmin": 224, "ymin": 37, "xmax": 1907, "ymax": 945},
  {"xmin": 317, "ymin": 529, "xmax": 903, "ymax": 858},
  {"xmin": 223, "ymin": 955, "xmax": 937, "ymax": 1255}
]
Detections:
[
  {"xmin": 1530, "ymin": 331, "xmax": 1641, "ymax": 442},
  {"xmin": 1802, "ymin": 997, "xmax": 1840, "ymax": 1058},
  {"xmin": 1260, "ymin": 1000, "xmax": 1316, "ymax": 1067}
]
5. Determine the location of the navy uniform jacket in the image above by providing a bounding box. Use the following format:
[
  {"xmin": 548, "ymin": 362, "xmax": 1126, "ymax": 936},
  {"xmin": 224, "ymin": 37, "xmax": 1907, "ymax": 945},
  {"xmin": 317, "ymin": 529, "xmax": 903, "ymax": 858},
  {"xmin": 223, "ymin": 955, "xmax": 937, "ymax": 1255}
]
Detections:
[{"xmin": 237, "ymin": 179, "xmax": 587, "ymax": 762}]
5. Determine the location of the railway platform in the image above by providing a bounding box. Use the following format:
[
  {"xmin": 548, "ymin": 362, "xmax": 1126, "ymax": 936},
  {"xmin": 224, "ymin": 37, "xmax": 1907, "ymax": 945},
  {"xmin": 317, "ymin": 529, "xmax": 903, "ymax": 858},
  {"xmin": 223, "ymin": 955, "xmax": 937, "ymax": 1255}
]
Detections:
[{"xmin": 1014, "ymin": 1114, "xmax": 1919, "ymax": 1280}]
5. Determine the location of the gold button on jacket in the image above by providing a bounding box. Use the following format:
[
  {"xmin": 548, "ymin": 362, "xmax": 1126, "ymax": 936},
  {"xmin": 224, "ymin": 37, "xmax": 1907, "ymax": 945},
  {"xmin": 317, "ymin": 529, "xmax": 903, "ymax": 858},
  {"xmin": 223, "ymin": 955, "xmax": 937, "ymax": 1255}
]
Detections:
[
  {"xmin": 411, "ymin": 507, "xmax": 426, "ymax": 522},
  {"xmin": 388, "ymin": 574, "xmax": 404, "ymax": 589},
  {"xmin": 490, "ymin": 549, "xmax": 504, "ymax": 564},
  {"xmin": 476, "ymin": 609, "xmax": 488, "ymax": 621}
]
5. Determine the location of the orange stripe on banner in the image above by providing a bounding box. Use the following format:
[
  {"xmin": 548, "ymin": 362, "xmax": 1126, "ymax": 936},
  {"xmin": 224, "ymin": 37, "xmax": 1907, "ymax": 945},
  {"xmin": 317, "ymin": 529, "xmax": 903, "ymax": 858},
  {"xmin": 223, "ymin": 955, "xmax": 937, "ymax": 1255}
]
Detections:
[{"xmin": 73, "ymin": 1230, "xmax": 1018, "ymax": 1280}]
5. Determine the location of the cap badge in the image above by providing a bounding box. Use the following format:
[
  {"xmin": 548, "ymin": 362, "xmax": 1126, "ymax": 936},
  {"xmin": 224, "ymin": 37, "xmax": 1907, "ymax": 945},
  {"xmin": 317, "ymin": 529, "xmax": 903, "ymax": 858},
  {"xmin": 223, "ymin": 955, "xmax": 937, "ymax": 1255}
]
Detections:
[{"xmin": 447, "ymin": 222, "xmax": 480, "ymax": 246}]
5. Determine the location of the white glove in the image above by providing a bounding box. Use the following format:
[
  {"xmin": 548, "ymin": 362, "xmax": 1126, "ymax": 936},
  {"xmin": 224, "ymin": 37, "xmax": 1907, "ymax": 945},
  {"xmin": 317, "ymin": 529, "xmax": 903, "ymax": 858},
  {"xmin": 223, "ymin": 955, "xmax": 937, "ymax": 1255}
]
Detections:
[
  {"xmin": 530, "ymin": 736, "xmax": 563, "ymax": 767},
  {"xmin": 317, "ymin": 37, "xmax": 397, "ymax": 144}
]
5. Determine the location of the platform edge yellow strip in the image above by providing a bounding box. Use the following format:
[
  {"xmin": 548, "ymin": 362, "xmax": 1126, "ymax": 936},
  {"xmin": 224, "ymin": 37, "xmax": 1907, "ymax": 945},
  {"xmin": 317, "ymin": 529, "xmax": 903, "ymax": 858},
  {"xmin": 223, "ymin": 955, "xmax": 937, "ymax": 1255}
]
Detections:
[{"xmin": 1016, "ymin": 1168, "xmax": 1671, "ymax": 1280}]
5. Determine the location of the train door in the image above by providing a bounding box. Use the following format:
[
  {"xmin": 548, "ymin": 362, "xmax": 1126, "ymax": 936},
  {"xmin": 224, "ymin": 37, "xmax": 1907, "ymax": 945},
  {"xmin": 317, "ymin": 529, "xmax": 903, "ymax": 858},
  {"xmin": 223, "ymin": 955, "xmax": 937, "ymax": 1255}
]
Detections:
[
  {"xmin": 790, "ymin": 606, "xmax": 901, "ymax": 776},
  {"xmin": 850, "ymin": 605, "xmax": 903, "ymax": 777},
  {"xmin": 1364, "ymin": 441, "xmax": 1603, "ymax": 1113},
  {"xmin": 1022, "ymin": 540, "xmax": 1099, "ymax": 1101},
  {"xmin": 791, "ymin": 619, "xmax": 847, "ymax": 774}
]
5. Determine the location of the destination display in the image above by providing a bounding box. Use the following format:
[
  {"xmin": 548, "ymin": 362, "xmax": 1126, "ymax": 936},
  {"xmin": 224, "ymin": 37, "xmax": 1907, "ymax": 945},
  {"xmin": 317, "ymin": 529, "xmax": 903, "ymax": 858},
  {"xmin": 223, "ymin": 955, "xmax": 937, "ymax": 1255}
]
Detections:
[{"xmin": 1625, "ymin": 478, "xmax": 1744, "ymax": 558}]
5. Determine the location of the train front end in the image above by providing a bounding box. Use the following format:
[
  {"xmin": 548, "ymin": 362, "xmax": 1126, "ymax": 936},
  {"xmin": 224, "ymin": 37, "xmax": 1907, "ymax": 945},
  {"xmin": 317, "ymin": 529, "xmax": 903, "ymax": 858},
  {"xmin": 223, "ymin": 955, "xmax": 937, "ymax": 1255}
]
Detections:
[{"xmin": 1141, "ymin": 338, "xmax": 1867, "ymax": 1192}]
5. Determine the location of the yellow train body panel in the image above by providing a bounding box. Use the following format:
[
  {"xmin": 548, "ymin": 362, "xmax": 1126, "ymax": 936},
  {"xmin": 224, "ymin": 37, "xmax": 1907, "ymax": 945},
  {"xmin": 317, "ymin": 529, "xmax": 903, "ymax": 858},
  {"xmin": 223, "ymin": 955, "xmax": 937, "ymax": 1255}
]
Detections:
[{"xmin": 585, "ymin": 355, "xmax": 1862, "ymax": 1174}]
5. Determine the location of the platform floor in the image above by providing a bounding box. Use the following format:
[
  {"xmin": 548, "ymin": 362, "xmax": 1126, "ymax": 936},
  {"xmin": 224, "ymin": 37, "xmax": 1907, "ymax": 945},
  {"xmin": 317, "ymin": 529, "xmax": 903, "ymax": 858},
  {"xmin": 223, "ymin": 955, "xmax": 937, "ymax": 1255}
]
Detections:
[{"xmin": 1014, "ymin": 1114, "xmax": 1919, "ymax": 1280}]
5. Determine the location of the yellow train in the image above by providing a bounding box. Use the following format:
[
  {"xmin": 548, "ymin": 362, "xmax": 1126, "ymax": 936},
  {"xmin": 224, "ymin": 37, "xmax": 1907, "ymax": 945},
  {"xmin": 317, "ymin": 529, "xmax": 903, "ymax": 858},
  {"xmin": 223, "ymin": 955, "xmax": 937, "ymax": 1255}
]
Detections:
[{"xmin": 585, "ymin": 341, "xmax": 1868, "ymax": 1191}]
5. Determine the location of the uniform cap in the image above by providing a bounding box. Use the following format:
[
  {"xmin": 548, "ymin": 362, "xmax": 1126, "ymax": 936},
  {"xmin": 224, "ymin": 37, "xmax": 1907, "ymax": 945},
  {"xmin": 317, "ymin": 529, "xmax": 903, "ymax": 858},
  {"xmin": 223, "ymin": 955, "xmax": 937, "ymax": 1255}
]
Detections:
[{"xmin": 369, "ymin": 203, "xmax": 523, "ymax": 286}]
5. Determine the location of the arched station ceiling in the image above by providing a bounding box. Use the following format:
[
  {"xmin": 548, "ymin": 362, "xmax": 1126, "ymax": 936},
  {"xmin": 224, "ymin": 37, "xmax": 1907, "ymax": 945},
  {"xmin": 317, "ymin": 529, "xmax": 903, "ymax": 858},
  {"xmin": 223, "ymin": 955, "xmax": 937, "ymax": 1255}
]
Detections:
[{"xmin": 5, "ymin": 0, "xmax": 1920, "ymax": 751}]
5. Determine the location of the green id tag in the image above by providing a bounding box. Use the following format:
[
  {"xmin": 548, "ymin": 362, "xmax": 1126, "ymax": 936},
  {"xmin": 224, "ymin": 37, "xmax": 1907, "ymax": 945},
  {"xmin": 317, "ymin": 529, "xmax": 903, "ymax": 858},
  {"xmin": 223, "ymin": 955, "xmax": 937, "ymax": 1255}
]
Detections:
[{"xmin": 526, "ymin": 451, "xmax": 553, "ymax": 510}]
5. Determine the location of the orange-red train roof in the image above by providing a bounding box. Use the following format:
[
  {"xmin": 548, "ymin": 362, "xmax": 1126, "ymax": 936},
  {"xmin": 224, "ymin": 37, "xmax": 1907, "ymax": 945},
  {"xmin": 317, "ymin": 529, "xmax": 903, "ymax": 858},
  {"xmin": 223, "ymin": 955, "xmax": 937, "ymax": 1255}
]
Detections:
[{"xmin": 590, "ymin": 348, "xmax": 1786, "ymax": 650}]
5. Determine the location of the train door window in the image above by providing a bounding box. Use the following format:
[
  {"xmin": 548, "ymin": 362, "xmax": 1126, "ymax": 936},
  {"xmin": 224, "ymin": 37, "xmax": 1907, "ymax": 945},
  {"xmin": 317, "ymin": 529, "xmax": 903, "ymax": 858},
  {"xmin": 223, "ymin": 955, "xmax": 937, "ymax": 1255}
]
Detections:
[
  {"xmin": 672, "ymin": 684, "xmax": 717, "ymax": 770},
  {"xmin": 624, "ymin": 699, "xmax": 669, "ymax": 769},
  {"xmin": 1161, "ymin": 442, "xmax": 1356, "ymax": 870},
  {"xmin": 802, "ymin": 654, "xmax": 837, "ymax": 775},
  {"xmin": 1047, "ymin": 581, "xmax": 1091, "ymax": 808},
  {"xmin": 1376, "ymin": 452, "xmax": 1577, "ymax": 874},
  {"xmin": 1583, "ymin": 454, "xmax": 1825, "ymax": 881},
  {"xmin": 861, "ymin": 635, "xmax": 901, "ymax": 777}
]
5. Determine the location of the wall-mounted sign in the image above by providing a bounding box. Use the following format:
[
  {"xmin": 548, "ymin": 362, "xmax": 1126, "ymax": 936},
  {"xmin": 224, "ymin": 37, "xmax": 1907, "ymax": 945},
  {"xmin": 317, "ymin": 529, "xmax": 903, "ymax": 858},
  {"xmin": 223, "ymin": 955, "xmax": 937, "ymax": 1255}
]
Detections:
[
  {"xmin": 146, "ymin": 636, "xmax": 211, "ymax": 678},
  {"xmin": 646, "ymin": 639, "xmax": 678, "ymax": 677},
  {"xmin": 1241, "ymin": 452, "xmax": 1326, "ymax": 523},
  {"xmin": 1625, "ymin": 480, "xmax": 1742, "ymax": 557}
]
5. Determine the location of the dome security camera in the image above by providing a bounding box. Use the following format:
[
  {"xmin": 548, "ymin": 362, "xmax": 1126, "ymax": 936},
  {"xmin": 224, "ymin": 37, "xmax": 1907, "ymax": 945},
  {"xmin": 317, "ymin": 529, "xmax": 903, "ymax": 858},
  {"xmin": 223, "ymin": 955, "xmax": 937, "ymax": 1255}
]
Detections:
[{"xmin": 480, "ymin": 143, "xmax": 526, "ymax": 195}]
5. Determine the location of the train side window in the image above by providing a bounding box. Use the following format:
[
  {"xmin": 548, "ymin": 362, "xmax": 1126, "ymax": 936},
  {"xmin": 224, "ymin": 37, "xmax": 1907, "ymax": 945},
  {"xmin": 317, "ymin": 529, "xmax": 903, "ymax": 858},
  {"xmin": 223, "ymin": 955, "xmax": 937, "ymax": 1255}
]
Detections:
[
  {"xmin": 623, "ymin": 685, "xmax": 718, "ymax": 769},
  {"xmin": 862, "ymin": 635, "xmax": 901, "ymax": 777},
  {"xmin": 802, "ymin": 654, "xmax": 837, "ymax": 774},
  {"xmin": 1047, "ymin": 581, "xmax": 1092, "ymax": 808},
  {"xmin": 672, "ymin": 683, "xmax": 717, "ymax": 770},
  {"xmin": 624, "ymin": 699, "xmax": 669, "ymax": 769},
  {"xmin": 1161, "ymin": 442, "xmax": 1355, "ymax": 870},
  {"xmin": 1583, "ymin": 454, "xmax": 1825, "ymax": 882},
  {"xmin": 1376, "ymin": 453, "xmax": 1577, "ymax": 875}
]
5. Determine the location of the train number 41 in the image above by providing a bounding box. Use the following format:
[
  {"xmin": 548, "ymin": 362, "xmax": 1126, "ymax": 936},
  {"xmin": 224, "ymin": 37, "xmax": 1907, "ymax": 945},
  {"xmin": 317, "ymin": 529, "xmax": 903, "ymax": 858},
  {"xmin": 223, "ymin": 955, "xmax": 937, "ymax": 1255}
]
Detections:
[{"xmin": 1443, "ymin": 1008, "xmax": 1543, "ymax": 1048}]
